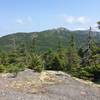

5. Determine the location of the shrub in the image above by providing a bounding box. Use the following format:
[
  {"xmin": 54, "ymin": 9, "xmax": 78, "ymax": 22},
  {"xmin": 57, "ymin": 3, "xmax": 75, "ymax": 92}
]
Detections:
[
  {"xmin": 43, "ymin": 51, "xmax": 67, "ymax": 71},
  {"xmin": 79, "ymin": 67, "xmax": 94, "ymax": 80},
  {"xmin": 79, "ymin": 65, "xmax": 100, "ymax": 81},
  {"xmin": 0, "ymin": 64, "xmax": 5, "ymax": 73},
  {"xmin": 28, "ymin": 53, "xmax": 44, "ymax": 72},
  {"xmin": 6, "ymin": 63, "xmax": 25, "ymax": 73}
]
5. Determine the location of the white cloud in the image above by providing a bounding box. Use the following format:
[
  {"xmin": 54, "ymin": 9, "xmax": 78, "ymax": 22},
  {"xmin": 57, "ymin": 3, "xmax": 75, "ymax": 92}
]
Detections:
[
  {"xmin": 74, "ymin": 27, "xmax": 87, "ymax": 30},
  {"xmin": 64, "ymin": 16, "xmax": 90, "ymax": 25},
  {"xmin": 65, "ymin": 16, "xmax": 75, "ymax": 24},
  {"xmin": 77, "ymin": 16, "xmax": 90, "ymax": 24},
  {"xmin": 16, "ymin": 19, "xmax": 23, "ymax": 25},
  {"xmin": 77, "ymin": 17, "xmax": 86, "ymax": 24}
]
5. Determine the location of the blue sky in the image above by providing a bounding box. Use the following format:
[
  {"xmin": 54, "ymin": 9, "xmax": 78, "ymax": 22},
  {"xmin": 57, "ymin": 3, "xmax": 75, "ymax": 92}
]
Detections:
[{"xmin": 0, "ymin": 0, "xmax": 100, "ymax": 36}]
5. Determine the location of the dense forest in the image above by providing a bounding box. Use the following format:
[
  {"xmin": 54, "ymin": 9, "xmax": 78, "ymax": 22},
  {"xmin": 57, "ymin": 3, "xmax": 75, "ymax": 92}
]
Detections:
[
  {"xmin": 0, "ymin": 28, "xmax": 100, "ymax": 53},
  {"xmin": 0, "ymin": 23, "xmax": 100, "ymax": 83}
]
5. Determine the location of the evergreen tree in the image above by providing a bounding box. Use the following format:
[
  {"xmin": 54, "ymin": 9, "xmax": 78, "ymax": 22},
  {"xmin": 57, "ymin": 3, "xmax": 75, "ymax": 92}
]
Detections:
[
  {"xmin": 0, "ymin": 51, "xmax": 8, "ymax": 65},
  {"xmin": 0, "ymin": 51, "xmax": 8, "ymax": 73},
  {"xmin": 97, "ymin": 21, "xmax": 100, "ymax": 29},
  {"xmin": 29, "ymin": 34, "xmax": 36, "ymax": 53},
  {"xmin": 79, "ymin": 27, "xmax": 100, "ymax": 81},
  {"xmin": 28, "ymin": 53, "xmax": 44, "ymax": 72},
  {"xmin": 43, "ymin": 49, "xmax": 66, "ymax": 71},
  {"xmin": 43, "ymin": 48, "xmax": 54, "ymax": 70},
  {"xmin": 80, "ymin": 27, "xmax": 99, "ymax": 67},
  {"xmin": 66, "ymin": 34, "xmax": 80, "ymax": 76}
]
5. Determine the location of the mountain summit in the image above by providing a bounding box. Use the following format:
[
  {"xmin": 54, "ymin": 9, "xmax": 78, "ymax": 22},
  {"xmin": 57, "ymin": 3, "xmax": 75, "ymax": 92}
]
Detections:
[{"xmin": 0, "ymin": 28, "xmax": 100, "ymax": 52}]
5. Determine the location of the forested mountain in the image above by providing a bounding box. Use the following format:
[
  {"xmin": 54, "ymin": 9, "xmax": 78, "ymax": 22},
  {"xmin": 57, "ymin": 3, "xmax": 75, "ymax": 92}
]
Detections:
[{"xmin": 0, "ymin": 27, "xmax": 100, "ymax": 53}]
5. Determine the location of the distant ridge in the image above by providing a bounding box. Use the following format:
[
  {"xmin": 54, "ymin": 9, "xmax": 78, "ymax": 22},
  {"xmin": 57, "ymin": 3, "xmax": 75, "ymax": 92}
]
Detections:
[{"xmin": 0, "ymin": 28, "xmax": 100, "ymax": 52}]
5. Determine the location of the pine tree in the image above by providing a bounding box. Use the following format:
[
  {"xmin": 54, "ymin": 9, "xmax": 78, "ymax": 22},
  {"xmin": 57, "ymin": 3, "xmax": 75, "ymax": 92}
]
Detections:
[
  {"xmin": 28, "ymin": 53, "xmax": 44, "ymax": 72},
  {"xmin": 66, "ymin": 34, "xmax": 80, "ymax": 75},
  {"xmin": 97, "ymin": 21, "xmax": 100, "ymax": 29},
  {"xmin": 57, "ymin": 40, "xmax": 65, "ymax": 59},
  {"xmin": 79, "ymin": 27, "xmax": 100, "ymax": 81},
  {"xmin": 80, "ymin": 27, "xmax": 99, "ymax": 67},
  {"xmin": 0, "ymin": 51, "xmax": 8, "ymax": 65},
  {"xmin": 43, "ymin": 48, "xmax": 54, "ymax": 70},
  {"xmin": 29, "ymin": 34, "xmax": 37, "ymax": 53},
  {"xmin": 43, "ymin": 46, "xmax": 66, "ymax": 71}
]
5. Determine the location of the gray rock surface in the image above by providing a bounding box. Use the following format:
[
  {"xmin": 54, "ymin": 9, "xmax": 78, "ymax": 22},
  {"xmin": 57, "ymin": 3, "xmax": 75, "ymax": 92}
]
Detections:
[{"xmin": 0, "ymin": 69, "xmax": 99, "ymax": 100}]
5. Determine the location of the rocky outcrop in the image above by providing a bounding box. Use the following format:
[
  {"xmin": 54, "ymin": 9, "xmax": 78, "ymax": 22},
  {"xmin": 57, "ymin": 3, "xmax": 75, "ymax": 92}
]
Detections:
[{"xmin": 0, "ymin": 69, "xmax": 99, "ymax": 100}]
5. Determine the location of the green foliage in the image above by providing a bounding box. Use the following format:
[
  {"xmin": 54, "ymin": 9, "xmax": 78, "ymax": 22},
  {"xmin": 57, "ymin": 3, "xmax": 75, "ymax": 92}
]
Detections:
[
  {"xmin": 97, "ymin": 21, "xmax": 100, "ymax": 29},
  {"xmin": 28, "ymin": 53, "xmax": 44, "ymax": 72},
  {"xmin": 79, "ymin": 64, "xmax": 100, "ymax": 81},
  {"xmin": 79, "ymin": 67, "xmax": 94, "ymax": 80},
  {"xmin": 97, "ymin": 21, "xmax": 100, "ymax": 25},
  {"xmin": 6, "ymin": 63, "xmax": 25, "ymax": 73},
  {"xmin": 0, "ymin": 29, "xmax": 100, "ymax": 53},
  {"xmin": 0, "ymin": 51, "xmax": 8, "ymax": 65},
  {"xmin": 43, "ymin": 48, "xmax": 67, "ymax": 71},
  {"xmin": 0, "ymin": 27, "xmax": 99, "ymax": 83},
  {"xmin": 66, "ymin": 34, "xmax": 80, "ymax": 76},
  {"xmin": 8, "ymin": 51, "xmax": 18, "ymax": 64},
  {"xmin": 78, "ymin": 27, "xmax": 100, "ymax": 82},
  {"xmin": 0, "ymin": 64, "xmax": 5, "ymax": 73}
]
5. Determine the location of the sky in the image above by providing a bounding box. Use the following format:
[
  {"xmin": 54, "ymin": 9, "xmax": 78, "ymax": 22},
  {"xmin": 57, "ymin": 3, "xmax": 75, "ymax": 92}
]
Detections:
[{"xmin": 0, "ymin": 0, "xmax": 100, "ymax": 36}]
